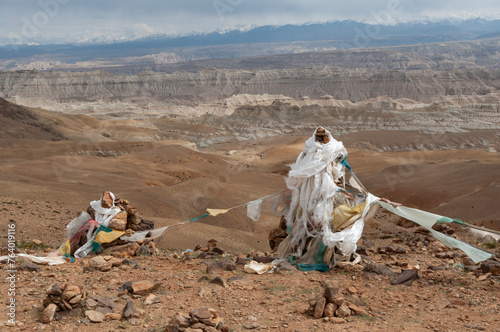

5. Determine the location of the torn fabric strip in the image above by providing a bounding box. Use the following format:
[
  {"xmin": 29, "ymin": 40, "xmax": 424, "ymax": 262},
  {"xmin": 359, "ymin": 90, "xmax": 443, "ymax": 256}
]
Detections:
[
  {"xmin": 376, "ymin": 201, "xmax": 492, "ymax": 263},
  {"xmin": 247, "ymin": 199, "xmax": 263, "ymax": 222}
]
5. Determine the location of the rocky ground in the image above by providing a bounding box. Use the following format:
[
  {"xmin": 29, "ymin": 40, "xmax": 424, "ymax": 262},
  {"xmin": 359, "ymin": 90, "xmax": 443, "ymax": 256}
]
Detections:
[
  {"xmin": 1, "ymin": 97, "xmax": 500, "ymax": 331},
  {"xmin": 1, "ymin": 206, "xmax": 499, "ymax": 332}
]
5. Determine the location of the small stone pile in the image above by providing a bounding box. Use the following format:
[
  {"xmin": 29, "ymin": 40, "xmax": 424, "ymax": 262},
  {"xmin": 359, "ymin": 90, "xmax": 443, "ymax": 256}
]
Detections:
[
  {"xmin": 165, "ymin": 307, "xmax": 229, "ymax": 332},
  {"xmin": 194, "ymin": 239, "xmax": 225, "ymax": 259},
  {"xmin": 268, "ymin": 216, "xmax": 288, "ymax": 251},
  {"xmin": 69, "ymin": 191, "xmax": 157, "ymax": 257},
  {"xmin": 87, "ymin": 191, "xmax": 154, "ymax": 233},
  {"xmin": 307, "ymin": 284, "xmax": 369, "ymax": 322},
  {"xmin": 40, "ymin": 284, "xmax": 86, "ymax": 323}
]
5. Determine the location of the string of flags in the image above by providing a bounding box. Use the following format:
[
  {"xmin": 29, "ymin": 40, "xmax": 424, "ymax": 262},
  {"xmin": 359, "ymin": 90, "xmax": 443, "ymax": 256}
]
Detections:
[{"xmin": 151, "ymin": 189, "xmax": 290, "ymax": 244}]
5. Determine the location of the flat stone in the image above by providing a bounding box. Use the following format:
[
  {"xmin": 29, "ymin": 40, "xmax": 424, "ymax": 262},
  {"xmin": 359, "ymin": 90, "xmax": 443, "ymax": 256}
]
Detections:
[
  {"xmin": 390, "ymin": 269, "xmax": 419, "ymax": 286},
  {"xmin": 330, "ymin": 317, "xmax": 346, "ymax": 324},
  {"xmin": 95, "ymin": 296, "xmax": 118, "ymax": 310},
  {"xmin": 131, "ymin": 280, "xmax": 161, "ymax": 295},
  {"xmin": 19, "ymin": 262, "xmax": 40, "ymax": 272},
  {"xmin": 85, "ymin": 310, "xmax": 104, "ymax": 323},
  {"xmin": 243, "ymin": 322, "xmax": 259, "ymax": 329},
  {"xmin": 191, "ymin": 307, "xmax": 212, "ymax": 320},
  {"xmin": 84, "ymin": 298, "xmax": 98, "ymax": 310},
  {"xmin": 144, "ymin": 293, "xmax": 161, "ymax": 305},
  {"xmin": 477, "ymin": 273, "xmax": 491, "ymax": 281},
  {"xmin": 122, "ymin": 301, "xmax": 135, "ymax": 319},
  {"xmin": 347, "ymin": 303, "xmax": 368, "ymax": 316},
  {"xmin": 88, "ymin": 256, "xmax": 112, "ymax": 270},
  {"xmin": 105, "ymin": 312, "xmax": 122, "ymax": 321},
  {"xmin": 96, "ymin": 306, "xmax": 113, "ymax": 315},
  {"xmin": 363, "ymin": 263, "xmax": 397, "ymax": 277},
  {"xmin": 40, "ymin": 303, "xmax": 57, "ymax": 323}
]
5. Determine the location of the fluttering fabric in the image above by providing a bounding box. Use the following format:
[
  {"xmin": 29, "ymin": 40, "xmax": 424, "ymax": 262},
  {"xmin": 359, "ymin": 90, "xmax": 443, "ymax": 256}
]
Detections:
[{"xmin": 280, "ymin": 127, "xmax": 376, "ymax": 264}]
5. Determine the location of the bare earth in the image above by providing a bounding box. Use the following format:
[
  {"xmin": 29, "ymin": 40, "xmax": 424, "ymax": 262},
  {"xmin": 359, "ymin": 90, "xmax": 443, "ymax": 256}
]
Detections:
[{"xmin": 0, "ymin": 99, "xmax": 499, "ymax": 331}]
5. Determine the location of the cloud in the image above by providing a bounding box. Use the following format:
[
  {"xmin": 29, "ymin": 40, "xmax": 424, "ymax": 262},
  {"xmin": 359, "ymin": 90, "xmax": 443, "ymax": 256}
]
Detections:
[{"xmin": 0, "ymin": 0, "xmax": 499, "ymax": 44}]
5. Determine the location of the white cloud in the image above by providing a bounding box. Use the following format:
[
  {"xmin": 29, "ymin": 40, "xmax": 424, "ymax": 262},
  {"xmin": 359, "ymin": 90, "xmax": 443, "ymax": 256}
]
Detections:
[{"xmin": 0, "ymin": 0, "xmax": 499, "ymax": 44}]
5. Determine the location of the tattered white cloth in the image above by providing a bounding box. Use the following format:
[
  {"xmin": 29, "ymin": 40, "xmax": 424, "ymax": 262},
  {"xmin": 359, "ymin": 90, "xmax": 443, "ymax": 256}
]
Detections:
[{"xmin": 278, "ymin": 127, "xmax": 378, "ymax": 266}]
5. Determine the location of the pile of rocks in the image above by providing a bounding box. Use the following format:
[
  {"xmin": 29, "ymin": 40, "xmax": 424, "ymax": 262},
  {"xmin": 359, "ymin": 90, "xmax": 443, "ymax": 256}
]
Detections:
[
  {"xmin": 40, "ymin": 284, "xmax": 86, "ymax": 323},
  {"xmin": 68, "ymin": 191, "xmax": 157, "ymax": 257},
  {"xmin": 88, "ymin": 191, "xmax": 154, "ymax": 233},
  {"xmin": 307, "ymin": 284, "xmax": 369, "ymax": 323},
  {"xmin": 194, "ymin": 239, "xmax": 225, "ymax": 259},
  {"xmin": 268, "ymin": 216, "xmax": 288, "ymax": 251},
  {"xmin": 165, "ymin": 307, "xmax": 229, "ymax": 332}
]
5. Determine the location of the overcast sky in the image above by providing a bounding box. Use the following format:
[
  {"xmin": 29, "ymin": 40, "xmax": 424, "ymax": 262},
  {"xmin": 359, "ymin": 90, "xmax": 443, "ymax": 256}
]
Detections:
[{"xmin": 1, "ymin": 0, "xmax": 500, "ymax": 45}]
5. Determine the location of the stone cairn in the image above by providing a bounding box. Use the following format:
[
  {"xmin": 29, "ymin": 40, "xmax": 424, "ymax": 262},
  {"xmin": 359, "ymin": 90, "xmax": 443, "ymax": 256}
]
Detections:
[
  {"xmin": 165, "ymin": 307, "xmax": 229, "ymax": 332},
  {"xmin": 307, "ymin": 283, "xmax": 369, "ymax": 322},
  {"xmin": 69, "ymin": 191, "xmax": 157, "ymax": 257},
  {"xmin": 40, "ymin": 284, "xmax": 86, "ymax": 323}
]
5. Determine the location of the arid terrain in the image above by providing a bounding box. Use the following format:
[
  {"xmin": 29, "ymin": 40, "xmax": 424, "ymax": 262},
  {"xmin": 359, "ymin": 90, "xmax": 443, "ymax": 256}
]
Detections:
[
  {"xmin": 0, "ymin": 91, "xmax": 499, "ymax": 331},
  {"xmin": 0, "ymin": 33, "xmax": 500, "ymax": 331}
]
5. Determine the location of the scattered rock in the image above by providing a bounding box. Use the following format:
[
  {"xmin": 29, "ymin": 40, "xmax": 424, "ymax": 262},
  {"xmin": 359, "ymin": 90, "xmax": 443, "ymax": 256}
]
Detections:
[
  {"xmin": 390, "ymin": 269, "xmax": 419, "ymax": 286},
  {"xmin": 330, "ymin": 317, "xmax": 347, "ymax": 324},
  {"xmin": 477, "ymin": 273, "xmax": 491, "ymax": 281},
  {"xmin": 379, "ymin": 244, "xmax": 407, "ymax": 255},
  {"xmin": 204, "ymin": 258, "xmax": 236, "ymax": 274},
  {"xmin": 131, "ymin": 280, "xmax": 161, "ymax": 295},
  {"xmin": 88, "ymin": 256, "xmax": 112, "ymax": 271},
  {"xmin": 227, "ymin": 275, "xmax": 245, "ymax": 283},
  {"xmin": 40, "ymin": 304, "xmax": 57, "ymax": 323},
  {"xmin": 31, "ymin": 239, "xmax": 43, "ymax": 245},
  {"xmin": 481, "ymin": 260, "xmax": 500, "ymax": 275},
  {"xmin": 363, "ymin": 263, "xmax": 397, "ymax": 278},
  {"xmin": 105, "ymin": 312, "xmax": 122, "ymax": 321},
  {"xmin": 19, "ymin": 262, "xmax": 40, "ymax": 272},
  {"xmin": 243, "ymin": 322, "xmax": 260, "ymax": 329},
  {"xmin": 348, "ymin": 303, "xmax": 368, "ymax": 316},
  {"xmin": 144, "ymin": 294, "xmax": 160, "ymax": 305},
  {"xmin": 210, "ymin": 276, "xmax": 228, "ymax": 288},
  {"xmin": 85, "ymin": 310, "xmax": 105, "ymax": 323},
  {"xmin": 122, "ymin": 301, "xmax": 135, "ymax": 319},
  {"xmin": 396, "ymin": 218, "xmax": 417, "ymax": 228}
]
